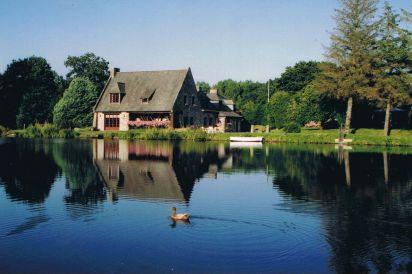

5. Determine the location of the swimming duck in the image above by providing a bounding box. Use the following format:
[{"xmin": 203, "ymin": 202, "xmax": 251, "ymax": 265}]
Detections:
[{"xmin": 171, "ymin": 207, "xmax": 190, "ymax": 221}]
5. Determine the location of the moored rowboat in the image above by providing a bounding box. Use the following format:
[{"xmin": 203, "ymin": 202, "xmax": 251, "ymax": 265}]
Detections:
[{"xmin": 229, "ymin": 136, "xmax": 264, "ymax": 142}]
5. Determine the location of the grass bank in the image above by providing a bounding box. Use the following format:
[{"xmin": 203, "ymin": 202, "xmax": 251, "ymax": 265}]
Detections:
[
  {"xmin": 77, "ymin": 128, "xmax": 412, "ymax": 147},
  {"xmin": 5, "ymin": 126, "xmax": 412, "ymax": 147}
]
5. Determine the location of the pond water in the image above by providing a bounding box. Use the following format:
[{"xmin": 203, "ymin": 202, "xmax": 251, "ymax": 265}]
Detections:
[{"xmin": 0, "ymin": 138, "xmax": 411, "ymax": 273}]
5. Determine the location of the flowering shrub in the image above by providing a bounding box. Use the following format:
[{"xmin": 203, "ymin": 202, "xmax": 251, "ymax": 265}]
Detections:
[
  {"xmin": 304, "ymin": 121, "xmax": 321, "ymax": 128},
  {"xmin": 128, "ymin": 119, "xmax": 170, "ymax": 128}
]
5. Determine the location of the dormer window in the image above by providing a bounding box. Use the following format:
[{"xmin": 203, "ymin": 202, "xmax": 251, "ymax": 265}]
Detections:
[
  {"xmin": 140, "ymin": 88, "xmax": 156, "ymax": 104},
  {"xmin": 110, "ymin": 93, "xmax": 120, "ymax": 103}
]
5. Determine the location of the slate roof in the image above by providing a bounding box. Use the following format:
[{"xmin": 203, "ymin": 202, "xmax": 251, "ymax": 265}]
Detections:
[
  {"xmin": 94, "ymin": 69, "xmax": 189, "ymax": 112},
  {"xmin": 198, "ymin": 92, "xmax": 242, "ymax": 118}
]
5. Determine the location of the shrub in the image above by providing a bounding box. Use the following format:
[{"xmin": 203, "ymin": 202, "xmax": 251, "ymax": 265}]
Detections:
[
  {"xmin": 40, "ymin": 123, "xmax": 59, "ymax": 138},
  {"xmin": 58, "ymin": 129, "xmax": 78, "ymax": 139},
  {"xmin": 0, "ymin": 125, "xmax": 7, "ymax": 136},
  {"xmin": 21, "ymin": 124, "xmax": 42, "ymax": 138},
  {"xmin": 180, "ymin": 129, "xmax": 208, "ymax": 141},
  {"xmin": 283, "ymin": 122, "xmax": 301, "ymax": 133}
]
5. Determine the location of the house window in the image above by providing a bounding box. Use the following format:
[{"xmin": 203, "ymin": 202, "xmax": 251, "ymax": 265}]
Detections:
[
  {"xmin": 110, "ymin": 93, "xmax": 120, "ymax": 103},
  {"xmin": 204, "ymin": 117, "xmax": 208, "ymax": 126},
  {"xmin": 105, "ymin": 114, "xmax": 120, "ymax": 130},
  {"xmin": 183, "ymin": 96, "xmax": 187, "ymax": 105},
  {"xmin": 108, "ymin": 165, "xmax": 119, "ymax": 180},
  {"xmin": 191, "ymin": 96, "xmax": 195, "ymax": 105},
  {"xmin": 189, "ymin": 117, "xmax": 194, "ymax": 125}
]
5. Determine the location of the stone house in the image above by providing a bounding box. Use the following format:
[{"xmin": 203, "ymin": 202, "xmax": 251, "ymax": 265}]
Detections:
[{"xmin": 93, "ymin": 68, "xmax": 242, "ymax": 132}]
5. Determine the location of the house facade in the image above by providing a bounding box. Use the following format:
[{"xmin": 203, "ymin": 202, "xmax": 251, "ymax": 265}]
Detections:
[{"xmin": 93, "ymin": 68, "xmax": 242, "ymax": 132}]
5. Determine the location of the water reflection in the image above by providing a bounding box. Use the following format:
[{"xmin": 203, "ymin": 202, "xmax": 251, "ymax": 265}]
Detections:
[
  {"xmin": 0, "ymin": 139, "xmax": 411, "ymax": 273},
  {"xmin": 93, "ymin": 139, "xmax": 230, "ymax": 203},
  {"xmin": 0, "ymin": 139, "xmax": 58, "ymax": 203}
]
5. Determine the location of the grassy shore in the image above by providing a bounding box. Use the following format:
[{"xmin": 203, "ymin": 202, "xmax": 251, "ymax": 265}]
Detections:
[
  {"xmin": 75, "ymin": 128, "xmax": 412, "ymax": 147},
  {"xmin": 4, "ymin": 125, "xmax": 412, "ymax": 147}
]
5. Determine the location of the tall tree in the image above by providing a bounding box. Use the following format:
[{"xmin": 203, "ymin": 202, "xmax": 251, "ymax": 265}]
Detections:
[
  {"xmin": 53, "ymin": 77, "xmax": 98, "ymax": 128},
  {"xmin": 376, "ymin": 3, "xmax": 412, "ymax": 136},
  {"xmin": 317, "ymin": 0, "xmax": 380, "ymax": 133},
  {"xmin": 0, "ymin": 56, "xmax": 60, "ymax": 128},
  {"xmin": 64, "ymin": 52, "xmax": 109, "ymax": 91}
]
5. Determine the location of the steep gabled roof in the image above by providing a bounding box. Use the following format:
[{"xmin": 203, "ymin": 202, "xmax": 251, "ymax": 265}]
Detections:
[
  {"xmin": 198, "ymin": 92, "xmax": 242, "ymax": 118},
  {"xmin": 95, "ymin": 69, "xmax": 189, "ymax": 112}
]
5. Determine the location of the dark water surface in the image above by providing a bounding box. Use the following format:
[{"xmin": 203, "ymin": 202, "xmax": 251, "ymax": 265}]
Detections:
[{"xmin": 0, "ymin": 138, "xmax": 411, "ymax": 273}]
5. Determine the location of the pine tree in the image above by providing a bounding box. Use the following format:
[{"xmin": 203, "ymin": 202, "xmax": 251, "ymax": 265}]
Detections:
[
  {"xmin": 317, "ymin": 0, "xmax": 380, "ymax": 133},
  {"xmin": 376, "ymin": 3, "xmax": 412, "ymax": 136}
]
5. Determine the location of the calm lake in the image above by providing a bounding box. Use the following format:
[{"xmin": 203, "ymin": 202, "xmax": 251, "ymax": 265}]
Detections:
[{"xmin": 0, "ymin": 138, "xmax": 411, "ymax": 273}]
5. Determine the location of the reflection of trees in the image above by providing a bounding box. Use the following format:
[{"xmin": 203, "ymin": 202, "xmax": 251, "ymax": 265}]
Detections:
[
  {"xmin": 52, "ymin": 140, "xmax": 106, "ymax": 206},
  {"xmin": 0, "ymin": 139, "xmax": 58, "ymax": 203},
  {"xmin": 269, "ymin": 146, "xmax": 412, "ymax": 273}
]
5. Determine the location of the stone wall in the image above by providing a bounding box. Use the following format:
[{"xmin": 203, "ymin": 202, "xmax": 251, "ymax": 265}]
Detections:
[
  {"xmin": 173, "ymin": 70, "xmax": 204, "ymax": 128},
  {"xmin": 97, "ymin": 112, "xmax": 105, "ymax": 131},
  {"xmin": 119, "ymin": 112, "xmax": 129, "ymax": 131}
]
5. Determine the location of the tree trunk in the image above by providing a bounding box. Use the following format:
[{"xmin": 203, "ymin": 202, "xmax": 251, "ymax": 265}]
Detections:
[
  {"xmin": 383, "ymin": 151, "xmax": 389, "ymax": 184},
  {"xmin": 383, "ymin": 100, "xmax": 391, "ymax": 136},
  {"xmin": 344, "ymin": 150, "xmax": 351, "ymax": 187},
  {"xmin": 345, "ymin": 97, "xmax": 353, "ymax": 134}
]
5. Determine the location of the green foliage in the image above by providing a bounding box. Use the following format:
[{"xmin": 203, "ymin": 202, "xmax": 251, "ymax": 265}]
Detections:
[
  {"xmin": 214, "ymin": 80, "xmax": 268, "ymax": 125},
  {"xmin": 316, "ymin": 0, "xmax": 380, "ymax": 130},
  {"xmin": 20, "ymin": 124, "xmax": 42, "ymax": 138},
  {"xmin": 283, "ymin": 122, "xmax": 301, "ymax": 133},
  {"xmin": 196, "ymin": 81, "xmax": 211, "ymax": 93},
  {"xmin": 0, "ymin": 125, "xmax": 8, "ymax": 136},
  {"xmin": 58, "ymin": 129, "xmax": 78, "ymax": 139},
  {"xmin": 0, "ymin": 56, "xmax": 61, "ymax": 129},
  {"xmin": 16, "ymin": 123, "xmax": 77, "ymax": 139},
  {"xmin": 64, "ymin": 52, "xmax": 109, "ymax": 91},
  {"xmin": 376, "ymin": 3, "xmax": 411, "ymax": 107},
  {"xmin": 39, "ymin": 123, "xmax": 59, "ymax": 138},
  {"xmin": 53, "ymin": 77, "xmax": 98, "ymax": 128},
  {"xmin": 274, "ymin": 61, "xmax": 321, "ymax": 93},
  {"xmin": 267, "ymin": 91, "xmax": 292, "ymax": 128},
  {"xmin": 296, "ymin": 85, "xmax": 325, "ymax": 125}
]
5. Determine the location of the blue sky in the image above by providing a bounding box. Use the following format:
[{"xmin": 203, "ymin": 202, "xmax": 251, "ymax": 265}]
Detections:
[{"xmin": 0, "ymin": 0, "xmax": 410, "ymax": 84}]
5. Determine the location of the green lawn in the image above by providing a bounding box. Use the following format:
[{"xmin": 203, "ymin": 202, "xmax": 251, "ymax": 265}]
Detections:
[{"xmin": 7, "ymin": 127, "xmax": 412, "ymax": 147}]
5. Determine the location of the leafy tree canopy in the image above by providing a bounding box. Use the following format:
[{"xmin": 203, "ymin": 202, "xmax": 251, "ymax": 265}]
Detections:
[
  {"xmin": 274, "ymin": 61, "xmax": 322, "ymax": 93},
  {"xmin": 196, "ymin": 81, "xmax": 211, "ymax": 93},
  {"xmin": 0, "ymin": 56, "xmax": 60, "ymax": 128},
  {"xmin": 53, "ymin": 77, "xmax": 98, "ymax": 128},
  {"xmin": 64, "ymin": 52, "xmax": 109, "ymax": 91}
]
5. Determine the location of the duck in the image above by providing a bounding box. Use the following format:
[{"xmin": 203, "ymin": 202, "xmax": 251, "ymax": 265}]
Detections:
[{"xmin": 171, "ymin": 207, "xmax": 190, "ymax": 221}]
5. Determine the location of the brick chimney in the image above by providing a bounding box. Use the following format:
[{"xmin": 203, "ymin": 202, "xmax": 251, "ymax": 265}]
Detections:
[
  {"xmin": 209, "ymin": 88, "xmax": 218, "ymax": 94},
  {"xmin": 110, "ymin": 67, "xmax": 120, "ymax": 78}
]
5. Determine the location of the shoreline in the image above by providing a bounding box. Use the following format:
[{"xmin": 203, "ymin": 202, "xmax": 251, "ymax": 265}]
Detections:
[{"xmin": 5, "ymin": 127, "xmax": 412, "ymax": 147}]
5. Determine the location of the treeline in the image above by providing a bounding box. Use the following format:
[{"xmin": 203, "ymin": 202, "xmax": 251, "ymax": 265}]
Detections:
[
  {"xmin": 0, "ymin": 53, "xmax": 109, "ymax": 130},
  {"xmin": 0, "ymin": 0, "xmax": 410, "ymax": 137},
  {"xmin": 200, "ymin": 1, "xmax": 412, "ymax": 135}
]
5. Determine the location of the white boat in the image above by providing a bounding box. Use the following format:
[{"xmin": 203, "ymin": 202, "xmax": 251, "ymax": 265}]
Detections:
[
  {"xmin": 229, "ymin": 136, "xmax": 264, "ymax": 142},
  {"xmin": 230, "ymin": 142, "xmax": 263, "ymax": 148}
]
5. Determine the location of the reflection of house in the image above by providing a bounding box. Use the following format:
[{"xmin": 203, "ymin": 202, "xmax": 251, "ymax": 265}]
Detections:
[
  {"xmin": 93, "ymin": 140, "xmax": 188, "ymax": 202},
  {"xmin": 93, "ymin": 140, "xmax": 233, "ymax": 203},
  {"xmin": 93, "ymin": 68, "xmax": 243, "ymax": 132}
]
